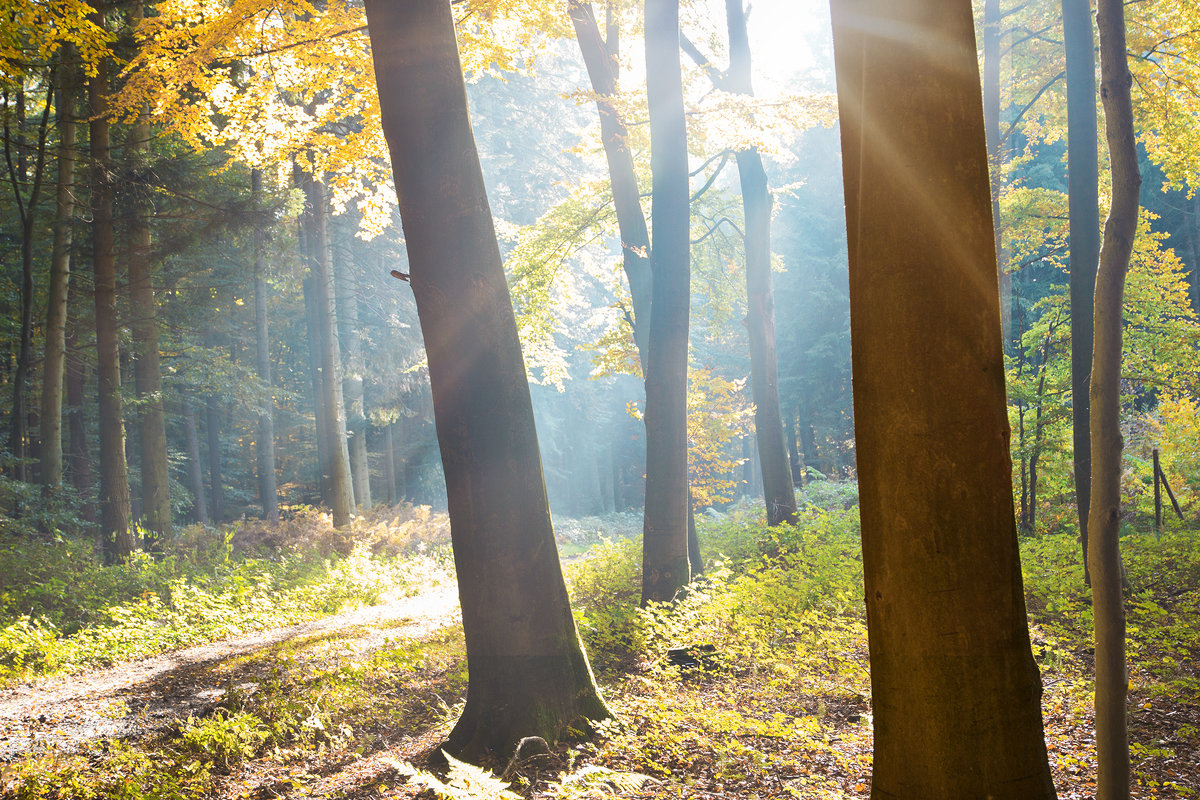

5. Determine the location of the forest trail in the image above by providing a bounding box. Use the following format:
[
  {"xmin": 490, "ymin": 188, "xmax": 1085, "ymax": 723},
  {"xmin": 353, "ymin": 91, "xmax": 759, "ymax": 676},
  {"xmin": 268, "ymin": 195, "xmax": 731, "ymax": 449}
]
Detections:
[{"xmin": 0, "ymin": 583, "xmax": 461, "ymax": 760}]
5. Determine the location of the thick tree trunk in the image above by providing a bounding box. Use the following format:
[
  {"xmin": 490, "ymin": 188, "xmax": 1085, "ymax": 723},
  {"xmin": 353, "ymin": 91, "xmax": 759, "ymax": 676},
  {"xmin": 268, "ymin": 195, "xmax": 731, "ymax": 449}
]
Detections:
[
  {"xmin": 127, "ymin": 71, "xmax": 171, "ymax": 545},
  {"xmin": 365, "ymin": 0, "xmax": 611, "ymax": 760},
  {"xmin": 88, "ymin": 28, "xmax": 135, "ymax": 561},
  {"xmin": 252, "ymin": 170, "xmax": 280, "ymax": 523},
  {"xmin": 41, "ymin": 53, "xmax": 78, "ymax": 493},
  {"xmin": 333, "ymin": 224, "xmax": 371, "ymax": 510},
  {"xmin": 1064, "ymin": 0, "xmax": 1100, "ymax": 585},
  {"xmin": 1090, "ymin": 0, "xmax": 1140, "ymax": 796},
  {"xmin": 725, "ymin": 0, "xmax": 797, "ymax": 527},
  {"xmin": 641, "ymin": 0, "xmax": 692, "ymax": 605},
  {"xmin": 303, "ymin": 171, "xmax": 354, "ymax": 527},
  {"xmin": 206, "ymin": 394, "xmax": 224, "ymax": 523},
  {"xmin": 830, "ymin": 0, "xmax": 1057, "ymax": 795},
  {"xmin": 183, "ymin": 401, "xmax": 208, "ymax": 525},
  {"xmin": 568, "ymin": 1, "xmax": 653, "ymax": 358}
]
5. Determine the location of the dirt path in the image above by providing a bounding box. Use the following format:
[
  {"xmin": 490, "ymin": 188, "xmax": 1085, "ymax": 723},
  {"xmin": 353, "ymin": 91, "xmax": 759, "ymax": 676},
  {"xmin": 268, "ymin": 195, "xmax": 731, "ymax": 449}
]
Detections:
[{"xmin": 0, "ymin": 583, "xmax": 461, "ymax": 760}]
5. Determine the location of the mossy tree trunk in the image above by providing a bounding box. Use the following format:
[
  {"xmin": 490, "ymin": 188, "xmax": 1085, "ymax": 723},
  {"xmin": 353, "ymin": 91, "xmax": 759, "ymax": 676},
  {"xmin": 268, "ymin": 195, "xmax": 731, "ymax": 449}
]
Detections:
[
  {"xmin": 364, "ymin": 0, "xmax": 611, "ymax": 761},
  {"xmin": 829, "ymin": 0, "xmax": 1057, "ymax": 795}
]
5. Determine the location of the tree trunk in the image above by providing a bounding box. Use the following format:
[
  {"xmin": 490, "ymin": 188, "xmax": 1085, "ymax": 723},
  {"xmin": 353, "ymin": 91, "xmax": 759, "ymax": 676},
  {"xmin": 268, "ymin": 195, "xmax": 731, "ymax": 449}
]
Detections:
[
  {"xmin": 1064, "ymin": 0, "xmax": 1100, "ymax": 585},
  {"xmin": 6, "ymin": 85, "xmax": 53, "ymax": 484},
  {"xmin": 333, "ymin": 222, "xmax": 371, "ymax": 510},
  {"xmin": 365, "ymin": 0, "xmax": 611, "ymax": 760},
  {"xmin": 725, "ymin": 0, "xmax": 797, "ymax": 526},
  {"xmin": 384, "ymin": 422, "xmax": 397, "ymax": 505},
  {"xmin": 252, "ymin": 169, "xmax": 280, "ymax": 523},
  {"xmin": 183, "ymin": 400, "xmax": 208, "ymax": 525},
  {"xmin": 303, "ymin": 171, "xmax": 354, "ymax": 527},
  {"xmin": 126, "ymin": 53, "xmax": 171, "ymax": 545},
  {"xmin": 829, "ymin": 0, "xmax": 1057, "ymax": 795},
  {"xmin": 41, "ymin": 51, "xmax": 79, "ymax": 493},
  {"xmin": 65, "ymin": 283, "xmax": 95, "ymax": 524},
  {"xmin": 641, "ymin": 0, "xmax": 692, "ymax": 605},
  {"xmin": 88, "ymin": 22, "xmax": 135, "ymax": 561},
  {"xmin": 206, "ymin": 394, "xmax": 224, "ymax": 523},
  {"xmin": 1090, "ymin": 0, "xmax": 1140, "ymax": 796},
  {"xmin": 568, "ymin": 1, "xmax": 653, "ymax": 359},
  {"xmin": 983, "ymin": 0, "xmax": 1011, "ymax": 347}
]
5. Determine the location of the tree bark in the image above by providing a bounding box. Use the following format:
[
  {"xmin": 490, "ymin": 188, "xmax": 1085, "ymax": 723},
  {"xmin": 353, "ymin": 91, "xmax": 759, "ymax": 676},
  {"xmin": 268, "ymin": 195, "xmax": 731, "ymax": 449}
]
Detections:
[
  {"xmin": 252, "ymin": 169, "xmax": 280, "ymax": 523},
  {"xmin": 333, "ymin": 223, "xmax": 371, "ymax": 510},
  {"xmin": 126, "ymin": 43, "xmax": 172, "ymax": 545},
  {"xmin": 65, "ymin": 282, "xmax": 95, "ymax": 524},
  {"xmin": 568, "ymin": 1, "xmax": 653, "ymax": 360},
  {"xmin": 641, "ymin": 0, "xmax": 692, "ymax": 605},
  {"xmin": 1090, "ymin": 0, "xmax": 1140, "ymax": 796},
  {"xmin": 206, "ymin": 394, "xmax": 224, "ymax": 523},
  {"xmin": 983, "ymin": 0, "xmax": 1011, "ymax": 346},
  {"xmin": 1063, "ymin": 0, "xmax": 1100, "ymax": 585},
  {"xmin": 725, "ymin": 0, "xmax": 797, "ymax": 526},
  {"xmin": 365, "ymin": 0, "xmax": 611, "ymax": 760},
  {"xmin": 6, "ymin": 84, "xmax": 53, "ymax": 483},
  {"xmin": 183, "ymin": 400, "xmax": 208, "ymax": 525},
  {"xmin": 88, "ymin": 18, "xmax": 135, "ymax": 561},
  {"xmin": 41, "ymin": 50, "xmax": 79, "ymax": 493},
  {"xmin": 303, "ymin": 170, "xmax": 354, "ymax": 527},
  {"xmin": 384, "ymin": 421, "xmax": 397, "ymax": 505},
  {"xmin": 830, "ymin": 0, "xmax": 1057, "ymax": 795}
]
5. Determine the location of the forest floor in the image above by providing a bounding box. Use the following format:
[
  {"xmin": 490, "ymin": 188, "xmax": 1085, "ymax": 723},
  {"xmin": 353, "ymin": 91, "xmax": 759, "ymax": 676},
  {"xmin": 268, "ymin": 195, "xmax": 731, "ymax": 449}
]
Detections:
[{"xmin": 1, "ymin": 508, "xmax": 1198, "ymax": 799}]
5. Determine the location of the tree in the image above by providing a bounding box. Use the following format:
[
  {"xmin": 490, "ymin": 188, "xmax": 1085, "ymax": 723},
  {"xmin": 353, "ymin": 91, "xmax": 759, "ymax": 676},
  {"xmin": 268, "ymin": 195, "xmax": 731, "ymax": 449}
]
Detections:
[
  {"xmin": 40, "ymin": 47, "xmax": 80, "ymax": 494},
  {"xmin": 722, "ymin": 0, "xmax": 797, "ymax": 526},
  {"xmin": 127, "ymin": 2, "xmax": 172, "ymax": 544},
  {"xmin": 1090, "ymin": 0, "xmax": 1142, "ymax": 794},
  {"xmin": 252, "ymin": 169, "xmax": 279, "ymax": 523},
  {"xmin": 829, "ymin": 0, "xmax": 1057, "ymax": 794},
  {"xmin": 1063, "ymin": 0, "xmax": 1100, "ymax": 584},
  {"xmin": 88, "ymin": 3, "xmax": 135, "ymax": 560},
  {"xmin": 640, "ymin": 0, "xmax": 692, "ymax": 604},
  {"xmin": 363, "ymin": 0, "xmax": 611, "ymax": 759}
]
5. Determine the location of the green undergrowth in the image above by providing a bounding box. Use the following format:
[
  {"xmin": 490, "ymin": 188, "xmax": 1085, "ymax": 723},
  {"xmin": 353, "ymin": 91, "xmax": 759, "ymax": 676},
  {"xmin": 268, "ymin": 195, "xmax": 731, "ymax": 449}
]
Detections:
[
  {"xmin": 5, "ymin": 495, "xmax": 1199, "ymax": 799},
  {"xmin": 0, "ymin": 504, "xmax": 453, "ymax": 685}
]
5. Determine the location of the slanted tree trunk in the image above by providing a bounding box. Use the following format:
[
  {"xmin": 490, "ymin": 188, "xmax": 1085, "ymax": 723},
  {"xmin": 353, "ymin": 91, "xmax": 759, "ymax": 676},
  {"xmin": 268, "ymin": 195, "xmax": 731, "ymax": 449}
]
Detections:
[
  {"xmin": 126, "ymin": 55, "xmax": 171, "ymax": 545},
  {"xmin": 1063, "ymin": 0, "xmax": 1100, "ymax": 585},
  {"xmin": 1090, "ymin": 0, "xmax": 1140, "ymax": 795},
  {"xmin": 641, "ymin": 0, "xmax": 692, "ymax": 605},
  {"xmin": 41, "ymin": 51, "xmax": 79, "ymax": 493},
  {"xmin": 183, "ymin": 400, "xmax": 208, "ymax": 525},
  {"xmin": 303, "ymin": 170, "xmax": 354, "ymax": 527},
  {"xmin": 88, "ymin": 28, "xmax": 135, "ymax": 561},
  {"xmin": 364, "ymin": 0, "xmax": 611, "ymax": 760},
  {"xmin": 252, "ymin": 169, "xmax": 279, "ymax": 523},
  {"xmin": 568, "ymin": 1, "xmax": 652, "ymax": 358},
  {"xmin": 333, "ymin": 223, "xmax": 371, "ymax": 510},
  {"xmin": 725, "ymin": 0, "xmax": 797, "ymax": 526},
  {"xmin": 829, "ymin": 0, "xmax": 1057, "ymax": 795}
]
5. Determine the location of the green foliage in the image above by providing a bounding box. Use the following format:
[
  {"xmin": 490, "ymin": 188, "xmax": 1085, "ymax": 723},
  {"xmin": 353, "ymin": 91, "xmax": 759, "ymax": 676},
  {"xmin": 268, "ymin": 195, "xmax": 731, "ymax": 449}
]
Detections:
[
  {"xmin": 0, "ymin": 509, "xmax": 450, "ymax": 685},
  {"xmin": 180, "ymin": 711, "xmax": 269, "ymax": 767},
  {"xmin": 2, "ymin": 741, "xmax": 211, "ymax": 800},
  {"xmin": 390, "ymin": 752, "xmax": 521, "ymax": 800}
]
